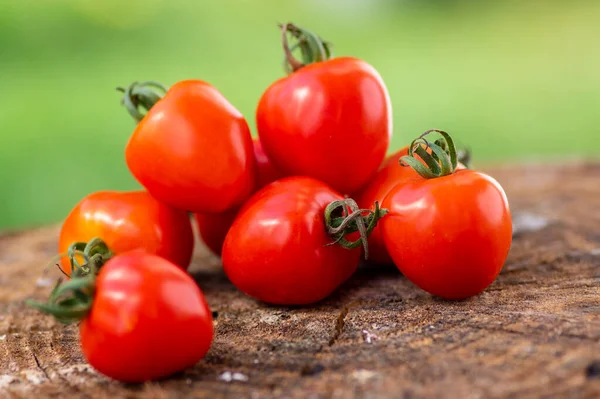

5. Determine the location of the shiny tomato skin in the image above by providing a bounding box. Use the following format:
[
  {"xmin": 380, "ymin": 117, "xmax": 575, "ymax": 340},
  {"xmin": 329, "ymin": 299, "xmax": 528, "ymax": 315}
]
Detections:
[
  {"xmin": 126, "ymin": 80, "xmax": 256, "ymax": 213},
  {"xmin": 354, "ymin": 147, "xmax": 466, "ymax": 264},
  {"xmin": 194, "ymin": 139, "xmax": 283, "ymax": 256},
  {"xmin": 80, "ymin": 252, "xmax": 213, "ymax": 382},
  {"xmin": 381, "ymin": 170, "xmax": 512, "ymax": 300},
  {"xmin": 257, "ymin": 57, "xmax": 392, "ymax": 195},
  {"xmin": 354, "ymin": 147, "xmax": 411, "ymax": 264},
  {"xmin": 59, "ymin": 191, "xmax": 194, "ymax": 274},
  {"xmin": 222, "ymin": 177, "xmax": 361, "ymax": 305}
]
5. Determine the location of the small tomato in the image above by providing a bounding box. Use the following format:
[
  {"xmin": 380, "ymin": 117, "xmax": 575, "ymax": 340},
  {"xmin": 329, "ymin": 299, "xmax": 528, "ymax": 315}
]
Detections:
[
  {"xmin": 257, "ymin": 24, "xmax": 391, "ymax": 194},
  {"xmin": 59, "ymin": 191, "xmax": 194, "ymax": 274},
  {"xmin": 354, "ymin": 147, "xmax": 467, "ymax": 264},
  {"xmin": 121, "ymin": 80, "xmax": 255, "ymax": 213},
  {"xmin": 30, "ymin": 252, "xmax": 213, "ymax": 383},
  {"xmin": 222, "ymin": 177, "xmax": 384, "ymax": 305},
  {"xmin": 381, "ymin": 131, "xmax": 512, "ymax": 299}
]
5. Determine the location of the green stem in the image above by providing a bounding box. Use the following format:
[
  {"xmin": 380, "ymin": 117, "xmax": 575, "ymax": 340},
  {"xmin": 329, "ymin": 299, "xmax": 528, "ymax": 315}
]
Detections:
[
  {"xmin": 117, "ymin": 81, "xmax": 168, "ymax": 123},
  {"xmin": 280, "ymin": 22, "xmax": 333, "ymax": 74},
  {"xmin": 27, "ymin": 263, "xmax": 97, "ymax": 324},
  {"xmin": 324, "ymin": 199, "xmax": 388, "ymax": 260},
  {"xmin": 26, "ymin": 238, "xmax": 113, "ymax": 324},
  {"xmin": 399, "ymin": 129, "xmax": 460, "ymax": 179},
  {"xmin": 66, "ymin": 238, "xmax": 113, "ymax": 275}
]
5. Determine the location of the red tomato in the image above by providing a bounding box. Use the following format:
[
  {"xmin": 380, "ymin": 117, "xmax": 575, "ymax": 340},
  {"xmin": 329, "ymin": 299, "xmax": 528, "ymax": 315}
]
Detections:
[
  {"xmin": 195, "ymin": 139, "xmax": 283, "ymax": 256},
  {"xmin": 222, "ymin": 177, "xmax": 362, "ymax": 305},
  {"xmin": 354, "ymin": 147, "xmax": 411, "ymax": 264},
  {"xmin": 124, "ymin": 80, "xmax": 255, "ymax": 213},
  {"xmin": 253, "ymin": 139, "xmax": 283, "ymax": 188},
  {"xmin": 257, "ymin": 38, "xmax": 391, "ymax": 194},
  {"xmin": 381, "ymin": 169, "xmax": 512, "ymax": 299},
  {"xmin": 80, "ymin": 252, "xmax": 213, "ymax": 382},
  {"xmin": 355, "ymin": 147, "xmax": 467, "ymax": 264},
  {"xmin": 194, "ymin": 210, "xmax": 238, "ymax": 256},
  {"xmin": 59, "ymin": 191, "xmax": 194, "ymax": 274}
]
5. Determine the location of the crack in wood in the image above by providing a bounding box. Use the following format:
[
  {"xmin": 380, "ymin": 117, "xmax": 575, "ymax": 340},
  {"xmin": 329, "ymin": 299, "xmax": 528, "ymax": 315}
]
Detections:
[
  {"xmin": 1, "ymin": 163, "xmax": 600, "ymax": 398},
  {"xmin": 32, "ymin": 352, "xmax": 51, "ymax": 381}
]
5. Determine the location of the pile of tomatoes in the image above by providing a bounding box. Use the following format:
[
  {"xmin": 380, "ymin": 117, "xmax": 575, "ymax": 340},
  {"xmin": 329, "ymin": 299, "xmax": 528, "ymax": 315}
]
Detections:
[{"xmin": 28, "ymin": 24, "xmax": 512, "ymax": 383}]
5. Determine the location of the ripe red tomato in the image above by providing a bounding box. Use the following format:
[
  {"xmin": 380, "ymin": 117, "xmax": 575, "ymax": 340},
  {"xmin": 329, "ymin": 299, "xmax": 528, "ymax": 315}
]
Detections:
[
  {"xmin": 256, "ymin": 25, "xmax": 391, "ymax": 194},
  {"xmin": 123, "ymin": 80, "xmax": 255, "ymax": 213},
  {"xmin": 59, "ymin": 191, "xmax": 194, "ymax": 274},
  {"xmin": 253, "ymin": 139, "xmax": 283, "ymax": 189},
  {"xmin": 222, "ymin": 177, "xmax": 364, "ymax": 305},
  {"xmin": 355, "ymin": 147, "xmax": 467, "ymax": 264},
  {"xmin": 354, "ymin": 147, "xmax": 411, "ymax": 264},
  {"xmin": 77, "ymin": 252, "xmax": 213, "ymax": 382},
  {"xmin": 195, "ymin": 139, "xmax": 283, "ymax": 256},
  {"xmin": 194, "ymin": 210, "xmax": 238, "ymax": 256},
  {"xmin": 381, "ymin": 169, "xmax": 512, "ymax": 299}
]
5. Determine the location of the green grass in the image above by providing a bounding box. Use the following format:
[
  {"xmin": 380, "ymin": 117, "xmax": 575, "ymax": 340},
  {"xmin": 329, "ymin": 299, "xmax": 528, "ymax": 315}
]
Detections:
[{"xmin": 0, "ymin": 0, "xmax": 599, "ymax": 229}]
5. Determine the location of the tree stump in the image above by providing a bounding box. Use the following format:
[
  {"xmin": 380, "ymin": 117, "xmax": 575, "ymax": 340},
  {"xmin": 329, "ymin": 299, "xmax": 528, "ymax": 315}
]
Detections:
[{"xmin": 0, "ymin": 163, "xmax": 599, "ymax": 399}]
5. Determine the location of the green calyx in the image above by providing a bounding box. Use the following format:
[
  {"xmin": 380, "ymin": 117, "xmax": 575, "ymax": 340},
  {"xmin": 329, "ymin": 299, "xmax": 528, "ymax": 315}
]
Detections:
[
  {"xmin": 26, "ymin": 238, "xmax": 113, "ymax": 324},
  {"xmin": 399, "ymin": 129, "xmax": 460, "ymax": 179},
  {"xmin": 324, "ymin": 199, "xmax": 388, "ymax": 260},
  {"xmin": 117, "ymin": 81, "xmax": 168, "ymax": 123},
  {"xmin": 280, "ymin": 22, "xmax": 333, "ymax": 74},
  {"xmin": 63, "ymin": 238, "xmax": 113, "ymax": 276}
]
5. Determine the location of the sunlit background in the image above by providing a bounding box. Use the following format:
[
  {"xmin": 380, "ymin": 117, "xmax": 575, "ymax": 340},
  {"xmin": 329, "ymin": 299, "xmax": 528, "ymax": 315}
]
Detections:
[{"xmin": 1, "ymin": 0, "xmax": 598, "ymax": 229}]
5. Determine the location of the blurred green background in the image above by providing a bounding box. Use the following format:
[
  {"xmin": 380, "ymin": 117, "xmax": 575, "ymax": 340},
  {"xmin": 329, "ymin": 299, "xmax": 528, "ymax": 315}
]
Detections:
[{"xmin": 1, "ymin": 0, "xmax": 598, "ymax": 229}]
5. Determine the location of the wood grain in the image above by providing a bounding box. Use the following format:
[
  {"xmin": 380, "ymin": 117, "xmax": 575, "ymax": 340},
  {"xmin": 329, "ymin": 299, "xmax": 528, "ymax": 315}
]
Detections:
[{"xmin": 0, "ymin": 162, "xmax": 599, "ymax": 399}]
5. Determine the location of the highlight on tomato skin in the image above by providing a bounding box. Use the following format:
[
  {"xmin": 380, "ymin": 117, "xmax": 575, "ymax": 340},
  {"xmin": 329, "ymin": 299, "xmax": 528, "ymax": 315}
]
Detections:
[
  {"xmin": 353, "ymin": 145, "xmax": 468, "ymax": 265},
  {"xmin": 380, "ymin": 130, "xmax": 512, "ymax": 300},
  {"xmin": 79, "ymin": 252, "xmax": 214, "ymax": 383},
  {"xmin": 58, "ymin": 190, "xmax": 195, "ymax": 274},
  {"xmin": 221, "ymin": 177, "xmax": 366, "ymax": 305},
  {"xmin": 381, "ymin": 170, "xmax": 512, "ymax": 300},
  {"xmin": 353, "ymin": 147, "xmax": 411, "ymax": 264},
  {"xmin": 122, "ymin": 79, "xmax": 256, "ymax": 214},
  {"xmin": 256, "ymin": 23, "xmax": 392, "ymax": 195}
]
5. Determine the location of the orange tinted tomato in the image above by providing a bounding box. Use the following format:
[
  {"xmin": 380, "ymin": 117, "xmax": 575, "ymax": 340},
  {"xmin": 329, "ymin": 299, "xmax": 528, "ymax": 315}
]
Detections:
[
  {"xmin": 59, "ymin": 191, "xmax": 194, "ymax": 274},
  {"xmin": 125, "ymin": 80, "xmax": 255, "ymax": 213}
]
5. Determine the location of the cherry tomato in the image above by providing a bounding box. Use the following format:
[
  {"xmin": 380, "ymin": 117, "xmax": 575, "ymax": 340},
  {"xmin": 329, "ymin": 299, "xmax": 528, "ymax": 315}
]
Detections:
[
  {"xmin": 354, "ymin": 147, "xmax": 410, "ymax": 264},
  {"xmin": 78, "ymin": 252, "xmax": 213, "ymax": 382},
  {"xmin": 123, "ymin": 80, "xmax": 255, "ymax": 213},
  {"xmin": 355, "ymin": 147, "xmax": 467, "ymax": 264},
  {"xmin": 256, "ymin": 24, "xmax": 391, "ymax": 195},
  {"xmin": 195, "ymin": 139, "xmax": 283, "ymax": 256},
  {"xmin": 59, "ymin": 191, "xmax": 194, "ymax": 274},
  {"xmin": 381, "ymin": 168, "xmax": 512, "ymax": 300},
  {"xmin": 222, "ymin": 177, "xmax": 363, "ymax": 305},
  {"xmin": 253, "ymin": 139, "xmax": 283, "ymax": 189},
  {"xmin": 194, "ymin": 210, "xmax": 238, "ymax": 256}
]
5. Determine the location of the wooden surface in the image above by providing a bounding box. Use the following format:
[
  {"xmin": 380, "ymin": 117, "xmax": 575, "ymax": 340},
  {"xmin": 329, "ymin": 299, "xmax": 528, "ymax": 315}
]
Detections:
[{"xmin": 0, "ymin": 163, "xmax": 599, "ymax": 399}]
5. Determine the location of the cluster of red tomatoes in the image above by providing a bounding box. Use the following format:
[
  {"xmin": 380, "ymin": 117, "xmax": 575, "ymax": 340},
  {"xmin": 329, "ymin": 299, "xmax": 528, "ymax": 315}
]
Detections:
[{"xmin": 29, "ymin": 24, "xmax": 512, "ymax": 383}]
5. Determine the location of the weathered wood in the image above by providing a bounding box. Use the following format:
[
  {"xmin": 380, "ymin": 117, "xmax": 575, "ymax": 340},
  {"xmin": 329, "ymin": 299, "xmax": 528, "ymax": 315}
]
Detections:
[{"xmin": 0, "ymin": 162, "xmax": 599, "ymax": 399}]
